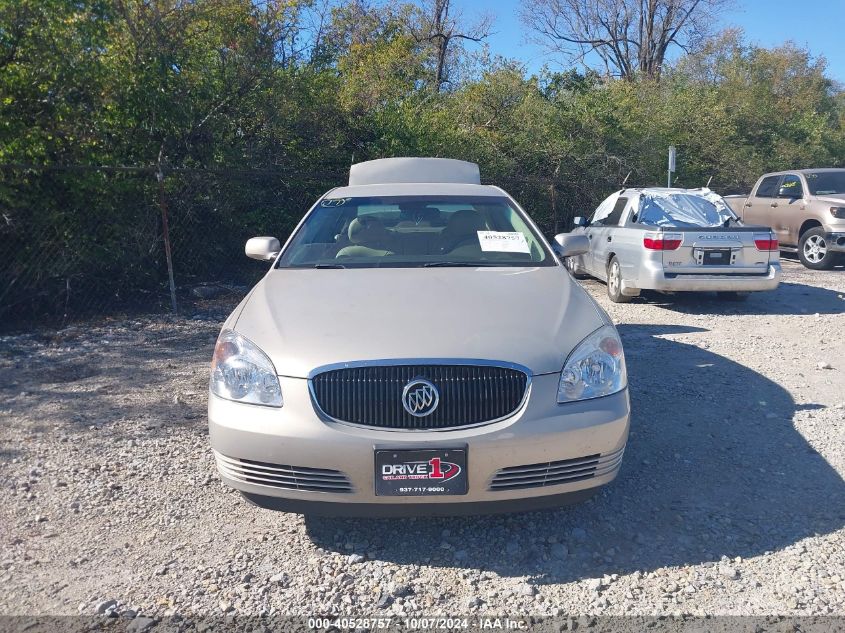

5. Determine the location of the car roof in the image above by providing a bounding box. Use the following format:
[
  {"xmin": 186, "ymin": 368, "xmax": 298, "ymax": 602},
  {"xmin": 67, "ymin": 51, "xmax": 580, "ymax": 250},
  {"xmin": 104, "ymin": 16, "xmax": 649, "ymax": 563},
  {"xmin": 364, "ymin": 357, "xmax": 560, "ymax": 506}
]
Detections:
[
  {"xmin": 621, "ymin": 187, "xmax": 715, "ymax": 196},
  {"xmin": 349, "ymin": 157, "xmax": 481, "ymax": 186},
  {"xmin": 760, "ymin": 168, "xmax": 845, "ymax": 176},
  {"xmin": 328, "ymin": 157, "xmax": 502, "ymax": 198},
  {"xmin": 327, "ymin": 182, "xmax": 505, "ymax": 199}
]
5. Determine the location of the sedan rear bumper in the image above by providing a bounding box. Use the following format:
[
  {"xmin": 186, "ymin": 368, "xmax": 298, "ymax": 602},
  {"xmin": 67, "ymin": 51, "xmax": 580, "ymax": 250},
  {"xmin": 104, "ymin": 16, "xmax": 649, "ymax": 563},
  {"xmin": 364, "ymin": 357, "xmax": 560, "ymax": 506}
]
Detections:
[
  {"xmin": 630, "ymin": 262, "xmax": 781, "ymax": 293},
  {"xmin": 208, "ymin": 375, "xmax": 630, "ymax": 516}
]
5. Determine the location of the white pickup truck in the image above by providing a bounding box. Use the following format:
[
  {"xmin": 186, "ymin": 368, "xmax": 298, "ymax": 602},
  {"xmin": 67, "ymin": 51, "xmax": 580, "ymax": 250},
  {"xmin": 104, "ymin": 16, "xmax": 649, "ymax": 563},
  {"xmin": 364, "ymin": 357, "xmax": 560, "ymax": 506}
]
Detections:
[{"xmin": 724, "ymin": 169, "xmax": 845, "ymax": 269}]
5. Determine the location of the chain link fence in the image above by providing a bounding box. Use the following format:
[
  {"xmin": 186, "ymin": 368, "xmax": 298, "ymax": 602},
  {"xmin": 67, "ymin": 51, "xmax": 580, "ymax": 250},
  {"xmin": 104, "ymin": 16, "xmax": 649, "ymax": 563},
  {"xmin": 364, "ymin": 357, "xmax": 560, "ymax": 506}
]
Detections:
[
  {"xmin": 0, "ymin": 165, "xmax": 341, "ymax": 328},
  {"xmin": 0, "ymin": 163, "xmax": 592, "ymax": 330}
]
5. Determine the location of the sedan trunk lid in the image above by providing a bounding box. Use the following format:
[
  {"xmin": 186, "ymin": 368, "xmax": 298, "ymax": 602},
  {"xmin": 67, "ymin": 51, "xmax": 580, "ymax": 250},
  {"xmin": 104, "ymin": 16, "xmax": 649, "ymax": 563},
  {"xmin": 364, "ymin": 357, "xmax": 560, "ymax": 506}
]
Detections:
[{"xmin": 655, "ymin": 226, "xmax": 775, "ymax": 274}]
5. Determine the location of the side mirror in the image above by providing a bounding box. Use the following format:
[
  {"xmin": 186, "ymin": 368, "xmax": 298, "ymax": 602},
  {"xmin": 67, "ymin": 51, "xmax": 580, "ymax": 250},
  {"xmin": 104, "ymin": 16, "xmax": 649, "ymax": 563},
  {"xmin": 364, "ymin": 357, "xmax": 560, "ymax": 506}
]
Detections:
[
  {"xmin": 554, "ymin": 233, "xmax": 590, "ymax": 257},
  {"xmin": 245, "ymin": 236, "xmax": 281, "ymax": 261},
  {"xmin": 778, "ymin": 186, "xmax": 802, "ymax": 199},
  {"xmin": 573, "ymin": 216, "xmax": 588, "ymax": 228}
]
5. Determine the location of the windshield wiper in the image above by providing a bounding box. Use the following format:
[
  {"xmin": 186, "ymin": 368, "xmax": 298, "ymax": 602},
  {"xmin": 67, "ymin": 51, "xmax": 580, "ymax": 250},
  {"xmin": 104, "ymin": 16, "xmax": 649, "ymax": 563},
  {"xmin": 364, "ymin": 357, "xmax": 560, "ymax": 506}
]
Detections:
[
  {"xmin": 314, "ymin": 263, "xmax": 346, "ymax": 269},
  {"xmin": 423, "ymin": 262, "xmax": 501, "ymax": 267}
]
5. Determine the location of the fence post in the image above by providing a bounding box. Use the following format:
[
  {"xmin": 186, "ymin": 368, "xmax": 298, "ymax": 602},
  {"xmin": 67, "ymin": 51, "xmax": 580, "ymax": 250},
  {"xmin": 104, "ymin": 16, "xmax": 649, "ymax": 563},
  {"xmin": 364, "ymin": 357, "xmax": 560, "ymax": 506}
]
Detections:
[{"xmin": 156, "ymin": 167, "xmax": 178, "ymax": 314}]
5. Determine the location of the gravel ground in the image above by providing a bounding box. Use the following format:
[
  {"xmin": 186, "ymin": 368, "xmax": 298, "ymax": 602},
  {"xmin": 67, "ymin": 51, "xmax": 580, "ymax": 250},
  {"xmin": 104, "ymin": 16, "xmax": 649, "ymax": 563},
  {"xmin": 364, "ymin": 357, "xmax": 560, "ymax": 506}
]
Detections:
[{"xmin": 1, "ymin": 257, "xmax": 844, "ymax": 620}]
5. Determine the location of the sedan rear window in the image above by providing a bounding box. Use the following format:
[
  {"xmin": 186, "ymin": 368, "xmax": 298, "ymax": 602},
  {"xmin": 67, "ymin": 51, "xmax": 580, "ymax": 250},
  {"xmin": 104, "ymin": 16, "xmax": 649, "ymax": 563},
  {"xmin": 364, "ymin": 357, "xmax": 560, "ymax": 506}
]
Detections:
[
  {"xmin": 277, "ymin": 195, "xmax": 554, "ymax": 268},
  {"xmin": 637, "ymin": 193, "xmax": 736, "ymax": 228}
]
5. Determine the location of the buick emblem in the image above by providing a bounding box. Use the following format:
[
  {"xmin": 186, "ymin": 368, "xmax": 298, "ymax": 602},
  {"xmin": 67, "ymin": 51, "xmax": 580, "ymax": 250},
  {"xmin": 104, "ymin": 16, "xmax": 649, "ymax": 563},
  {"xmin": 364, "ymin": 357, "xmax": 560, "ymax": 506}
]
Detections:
[{"xmin": 402, "ymin": 379, "xmax": 440, "ymax": 417}]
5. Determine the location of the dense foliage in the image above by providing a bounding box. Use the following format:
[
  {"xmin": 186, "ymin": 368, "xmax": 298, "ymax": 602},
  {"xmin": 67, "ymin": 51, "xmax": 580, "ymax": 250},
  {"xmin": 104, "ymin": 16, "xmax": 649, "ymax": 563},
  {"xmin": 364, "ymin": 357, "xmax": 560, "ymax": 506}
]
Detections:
[{"xmin": 1, "ymin": 0, "xmax": 843, "ymax": 321}]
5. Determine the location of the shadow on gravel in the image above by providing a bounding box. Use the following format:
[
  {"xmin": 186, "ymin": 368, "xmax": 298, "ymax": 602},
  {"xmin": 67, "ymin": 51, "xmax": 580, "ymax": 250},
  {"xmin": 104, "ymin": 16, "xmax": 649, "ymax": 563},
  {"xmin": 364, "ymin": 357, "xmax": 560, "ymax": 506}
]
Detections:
[
  {"xmin": 305, "ymin": 323, "xmax": 845, "ymax": 584},
  {"xmin": 781, "ymin": 251, "xmax": 845, "ymax": 270},
  {"xmin": 0, "ymin": 447, "xmax": 22, "ymax": 461},
  {"xmin": 637, "ymin": 281, "xmax": 845, "ymax": 316},
  {"xmin": 0, "ymin": 324, "xmax": 216, "ymax": 432}
]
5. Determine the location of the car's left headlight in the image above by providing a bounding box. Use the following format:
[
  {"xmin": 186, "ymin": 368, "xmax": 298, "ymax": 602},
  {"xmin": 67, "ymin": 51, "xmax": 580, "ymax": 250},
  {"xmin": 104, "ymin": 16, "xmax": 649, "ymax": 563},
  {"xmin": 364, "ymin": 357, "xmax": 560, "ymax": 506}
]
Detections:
[
  {"xmin": 557, "ymin": 325, "xmax": 627, "ymax": 403},
  {"xmin": 210, "ymin": 329, "xmax": 283, "ymax": 407}
]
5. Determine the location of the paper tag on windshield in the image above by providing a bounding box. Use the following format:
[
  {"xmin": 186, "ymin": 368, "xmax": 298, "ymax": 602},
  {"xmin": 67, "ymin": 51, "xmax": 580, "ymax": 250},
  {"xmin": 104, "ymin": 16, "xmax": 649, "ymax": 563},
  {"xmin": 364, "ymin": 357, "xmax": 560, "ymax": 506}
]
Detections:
[{"xmin": 477, "ymin": 231, "xmax": 530, "ymax": 253}]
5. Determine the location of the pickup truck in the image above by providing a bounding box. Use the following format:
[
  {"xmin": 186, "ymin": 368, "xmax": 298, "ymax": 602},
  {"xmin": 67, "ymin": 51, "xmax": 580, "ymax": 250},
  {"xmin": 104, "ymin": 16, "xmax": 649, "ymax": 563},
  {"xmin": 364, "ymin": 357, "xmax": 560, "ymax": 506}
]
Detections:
[{"xmin": 725, "ymin": 169, "xmax": 845, "ymax": 269}]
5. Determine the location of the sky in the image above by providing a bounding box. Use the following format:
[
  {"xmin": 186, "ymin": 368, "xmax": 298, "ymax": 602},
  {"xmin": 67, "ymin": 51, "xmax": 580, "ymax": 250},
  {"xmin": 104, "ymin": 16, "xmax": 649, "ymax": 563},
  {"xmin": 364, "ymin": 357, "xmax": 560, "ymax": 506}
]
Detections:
[{"xmin": 456, "ymin": 0, "xmax": 845, "ymax": 83}]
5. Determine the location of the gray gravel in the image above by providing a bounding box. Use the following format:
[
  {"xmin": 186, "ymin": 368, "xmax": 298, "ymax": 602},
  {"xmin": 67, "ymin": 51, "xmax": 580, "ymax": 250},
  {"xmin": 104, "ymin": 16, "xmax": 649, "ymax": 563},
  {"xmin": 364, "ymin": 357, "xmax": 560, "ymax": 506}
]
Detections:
[{"xmin": 1, "ymin": 257, "xmax": 844, "ymax": 619}]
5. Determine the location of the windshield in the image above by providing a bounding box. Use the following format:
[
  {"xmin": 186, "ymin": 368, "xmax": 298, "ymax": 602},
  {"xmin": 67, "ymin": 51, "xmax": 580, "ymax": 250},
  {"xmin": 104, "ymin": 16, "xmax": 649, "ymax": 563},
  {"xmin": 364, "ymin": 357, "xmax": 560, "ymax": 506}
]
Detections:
[
  {"xmin": 636, "ymin": 192, "xmax": 737, "ymax": 228},
  {"xmin": 277, "ymin": 195, "xmax": 554, "ymax": 268},
  {"xmin": 805, "ymin": 171, "xmax": 845, "ymax": 196}
]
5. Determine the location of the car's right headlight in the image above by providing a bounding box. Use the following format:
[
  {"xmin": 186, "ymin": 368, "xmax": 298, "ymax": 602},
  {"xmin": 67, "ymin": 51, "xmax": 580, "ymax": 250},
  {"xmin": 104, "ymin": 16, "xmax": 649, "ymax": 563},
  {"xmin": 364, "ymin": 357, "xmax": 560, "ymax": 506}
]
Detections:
[
  {"xmin": 557, "ymin": 325, "xmax": 627, "ymax": 403},
  {"xmin": 210, "ymin": 329, "xmax": 283, "ymax": 407}
]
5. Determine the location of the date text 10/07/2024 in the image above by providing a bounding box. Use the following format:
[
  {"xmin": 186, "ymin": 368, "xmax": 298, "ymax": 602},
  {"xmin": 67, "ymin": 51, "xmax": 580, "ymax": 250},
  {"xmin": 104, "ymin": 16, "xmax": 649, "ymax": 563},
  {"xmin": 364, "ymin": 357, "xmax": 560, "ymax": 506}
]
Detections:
[{"xmin": 307, "ymin": 617, "xmax": 530, "ymax": 630}]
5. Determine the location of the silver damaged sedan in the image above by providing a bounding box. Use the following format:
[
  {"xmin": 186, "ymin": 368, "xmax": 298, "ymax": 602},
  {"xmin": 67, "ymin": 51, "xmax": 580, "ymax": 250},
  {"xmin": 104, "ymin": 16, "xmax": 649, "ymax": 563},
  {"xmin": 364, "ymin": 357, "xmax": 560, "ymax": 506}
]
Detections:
[
  {"xmin": 566, "ymin": 187, "xmax": 781, "ymax": 303},
  {"xmin": 208, "ymin": 157, "xmax": 630, "ymax": 516}
]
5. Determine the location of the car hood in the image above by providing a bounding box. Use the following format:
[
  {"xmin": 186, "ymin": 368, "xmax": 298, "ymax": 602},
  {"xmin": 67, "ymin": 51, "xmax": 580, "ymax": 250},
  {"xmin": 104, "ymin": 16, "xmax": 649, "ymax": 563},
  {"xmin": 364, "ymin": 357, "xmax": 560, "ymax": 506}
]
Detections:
[
  {"xmin": 233, "ymin": 266, "xmax": 607, "ymax": 378},
  {"xmin": 816, "ymin": 195, "xmax": 845, "ymax": 205}
]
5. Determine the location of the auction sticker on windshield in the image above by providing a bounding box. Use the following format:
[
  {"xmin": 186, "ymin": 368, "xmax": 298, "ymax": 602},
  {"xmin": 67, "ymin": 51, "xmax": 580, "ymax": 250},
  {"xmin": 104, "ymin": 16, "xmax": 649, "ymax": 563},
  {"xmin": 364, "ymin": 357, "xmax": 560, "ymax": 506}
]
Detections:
[
  {"xmin": 375, "ymin": 448, "xmax": 467, "ymax": 496},
  {"xmin": 477, "ymin": 231, "xmax": 530, "ymax": 253}
]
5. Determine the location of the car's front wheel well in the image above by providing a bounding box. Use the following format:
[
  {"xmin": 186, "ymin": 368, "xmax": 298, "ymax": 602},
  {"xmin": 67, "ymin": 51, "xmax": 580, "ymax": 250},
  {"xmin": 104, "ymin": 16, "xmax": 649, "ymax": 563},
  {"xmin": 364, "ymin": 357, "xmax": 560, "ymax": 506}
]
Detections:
[
  {"xmin": 799, "ymin": 219, "xmax": 822, "ymax": 238},
  {"xmin": 605, "ymin": 252, "xmax": 617, "ymax": 268}
]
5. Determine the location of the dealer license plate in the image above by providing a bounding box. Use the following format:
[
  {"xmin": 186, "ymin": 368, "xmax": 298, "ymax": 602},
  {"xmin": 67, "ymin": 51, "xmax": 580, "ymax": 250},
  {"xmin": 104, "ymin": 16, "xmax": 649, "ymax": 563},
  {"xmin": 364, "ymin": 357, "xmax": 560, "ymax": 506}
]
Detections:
[
  {"xmin": 374, "ymin": 448, "xmax": 468, "ymax": 496},
  {"xmin": 702, "ymin": 248, "xmax": 732, "ymax": 265}
]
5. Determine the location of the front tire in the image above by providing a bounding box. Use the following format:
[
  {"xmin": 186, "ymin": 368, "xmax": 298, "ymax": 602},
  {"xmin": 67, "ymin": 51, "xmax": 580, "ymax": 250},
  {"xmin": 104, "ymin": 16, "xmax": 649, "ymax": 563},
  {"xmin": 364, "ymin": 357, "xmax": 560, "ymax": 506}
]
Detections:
[
  {"xmin": 607, "ymin": 257, "xmax": 632, "ymax": 303},
  {"xmin": 798, "ymin": 228, "xmax": 839, "ymax": 270}
]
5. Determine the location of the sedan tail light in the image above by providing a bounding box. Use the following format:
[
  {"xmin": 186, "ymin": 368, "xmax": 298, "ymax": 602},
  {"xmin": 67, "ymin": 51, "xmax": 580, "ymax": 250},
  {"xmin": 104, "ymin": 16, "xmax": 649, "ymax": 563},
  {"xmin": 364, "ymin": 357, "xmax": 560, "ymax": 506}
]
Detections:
[
  {"xmin": 643, "ymin": 232, "xmax": 682, "ymax": 250},
  {"xmin": 754, "ymin": 234, "xmax": 779, "ymax": 251}
]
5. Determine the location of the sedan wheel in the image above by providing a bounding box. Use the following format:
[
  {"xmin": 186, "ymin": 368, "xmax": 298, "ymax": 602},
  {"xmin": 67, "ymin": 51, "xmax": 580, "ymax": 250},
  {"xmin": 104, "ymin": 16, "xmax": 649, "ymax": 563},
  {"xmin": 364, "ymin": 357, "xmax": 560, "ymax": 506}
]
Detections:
[
  {"xmin": 607, "ymin": 257, "xmax": 632, "ymax": 303},
  {"xmin": 799, "ymin": 228, "xmax": 839, "ymax": 270}
]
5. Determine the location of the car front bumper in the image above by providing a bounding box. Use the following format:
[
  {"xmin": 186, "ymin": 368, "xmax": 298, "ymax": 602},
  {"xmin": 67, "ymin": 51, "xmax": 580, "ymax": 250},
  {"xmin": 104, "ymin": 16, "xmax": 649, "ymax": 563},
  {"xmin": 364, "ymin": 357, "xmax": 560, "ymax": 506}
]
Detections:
[
  {"xmin": 208, "ymin": 374, "xmax": 630, "ymax": 516},
  {"xmin": 627, "ymin": 262, "xmax": 781, "ymax": 293},
  {"xmin": 824, "ymin": 232, "xmax": 845, "ymax": 253}
]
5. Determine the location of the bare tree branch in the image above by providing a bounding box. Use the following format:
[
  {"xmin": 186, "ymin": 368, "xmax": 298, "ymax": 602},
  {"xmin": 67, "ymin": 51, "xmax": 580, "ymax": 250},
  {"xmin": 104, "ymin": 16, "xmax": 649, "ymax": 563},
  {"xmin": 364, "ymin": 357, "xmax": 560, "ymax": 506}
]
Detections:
[
  {"xmin": 521, "ymin": 0, "xmax": 724, "ymax": 79},
  {"xmin": 414, "ymin": 0, "xmax": 492, "ymax": 91}
]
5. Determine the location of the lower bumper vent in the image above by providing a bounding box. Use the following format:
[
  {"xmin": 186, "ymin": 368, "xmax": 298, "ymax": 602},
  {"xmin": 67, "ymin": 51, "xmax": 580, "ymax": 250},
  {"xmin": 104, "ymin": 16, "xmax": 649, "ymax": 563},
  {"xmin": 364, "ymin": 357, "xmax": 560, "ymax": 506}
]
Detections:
[
  {"xmin": 214, "ymin": 452, "xmax": 353, "ymax": 493},
  {"xmin": 489, "ymin": 447, "xmax": 625, "ymax": 491}
]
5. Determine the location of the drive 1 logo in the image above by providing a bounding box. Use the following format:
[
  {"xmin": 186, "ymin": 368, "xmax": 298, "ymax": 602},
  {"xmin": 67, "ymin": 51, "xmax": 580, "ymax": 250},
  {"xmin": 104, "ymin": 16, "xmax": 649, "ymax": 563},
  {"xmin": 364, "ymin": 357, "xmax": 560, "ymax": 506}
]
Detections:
[{"xmin": 381, "ymin": 457, "xmax": 461, "ymax": 481}]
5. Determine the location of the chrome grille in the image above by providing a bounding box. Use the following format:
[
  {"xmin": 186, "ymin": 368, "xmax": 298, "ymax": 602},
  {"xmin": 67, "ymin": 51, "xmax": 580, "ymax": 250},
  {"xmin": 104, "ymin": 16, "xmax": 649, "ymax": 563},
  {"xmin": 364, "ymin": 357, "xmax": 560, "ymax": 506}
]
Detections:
[
  {"xmin": 489, "ymin": 446, "xmax": 625, "ymax": 491},
  {"xmin": 214, "ymin": 452, "xmax": 353, "ymax": 493},
  {"xmin": 310, "ymin": 363, "xmax": 529, "ymax": 430}
]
